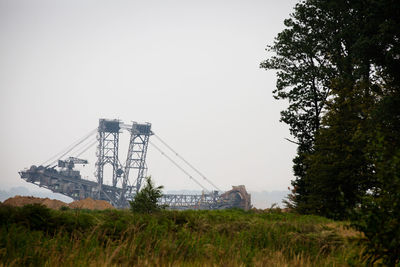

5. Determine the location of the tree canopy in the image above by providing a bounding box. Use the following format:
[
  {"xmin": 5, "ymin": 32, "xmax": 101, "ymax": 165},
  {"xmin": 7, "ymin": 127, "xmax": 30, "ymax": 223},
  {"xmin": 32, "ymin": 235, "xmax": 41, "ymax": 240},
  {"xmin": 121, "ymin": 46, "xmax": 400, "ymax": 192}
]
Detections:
[{"xmin": 262, "ymin": 0, "xmax": 400, "ymax": 264}]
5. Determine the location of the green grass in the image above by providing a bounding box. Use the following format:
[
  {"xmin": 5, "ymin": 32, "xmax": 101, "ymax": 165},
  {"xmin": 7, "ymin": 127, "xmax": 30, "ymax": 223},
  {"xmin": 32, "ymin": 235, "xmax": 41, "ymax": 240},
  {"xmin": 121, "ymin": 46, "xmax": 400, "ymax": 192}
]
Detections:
[{"xmin": 0, "ymin": 204, "xmax": 365, "ymax": 266}]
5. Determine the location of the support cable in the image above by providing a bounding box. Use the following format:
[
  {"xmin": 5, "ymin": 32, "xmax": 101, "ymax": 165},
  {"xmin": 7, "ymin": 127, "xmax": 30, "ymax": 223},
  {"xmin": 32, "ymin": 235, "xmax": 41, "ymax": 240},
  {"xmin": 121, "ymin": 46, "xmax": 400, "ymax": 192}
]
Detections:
[
  {"xmin": 153, "ymin": 134, "xmax": 221, "ymax": 191},
  {"xmin": 42, "ymin": 128, "xmax": 97, "ymax": 166},
  {"xmin": 74, "ymin": 137, "xmax": 98, "ymax": 158},
  {"xmin": 149, "ymin": 141, "xmax": 210, "ymax": 193}
]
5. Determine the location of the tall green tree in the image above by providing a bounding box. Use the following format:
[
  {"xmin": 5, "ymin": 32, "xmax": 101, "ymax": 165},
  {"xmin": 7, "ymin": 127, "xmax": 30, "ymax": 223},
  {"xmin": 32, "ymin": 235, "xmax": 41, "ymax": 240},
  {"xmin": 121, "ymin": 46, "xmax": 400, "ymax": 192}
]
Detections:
[
  {"xmin": 349, "ymin": 2, "xmax": 400, "ymax": 262},
  {"xmin": 305, "ymin": 80, "xmax": 377, "ymax": 219},
  {"xmin": 261, "ymin": 0, "xmax": 374, "ymax": 212},
  {"xmin": 264, "ymin": 0, "xmax": 400, "ymax": 262},
  {"xmin": 351, "ymin": 93, "xmax": 400, "ymax": 266},
  {"xmin": 262, "ymin": 0, "xmax": 399, "ymax": 217},
  {"xmin": 260, "ymin": 1, "xmax": 336, "ymax": 210},
  {"xmin": 302, "ymin": 0, "xmax": 399, "ymax": 220}
]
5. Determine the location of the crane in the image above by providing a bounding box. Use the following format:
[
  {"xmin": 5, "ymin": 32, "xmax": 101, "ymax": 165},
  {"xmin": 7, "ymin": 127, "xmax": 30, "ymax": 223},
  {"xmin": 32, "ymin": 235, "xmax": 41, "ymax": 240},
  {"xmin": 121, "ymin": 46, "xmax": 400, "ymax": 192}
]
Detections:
[{"xmin": 58, "ymin": 157, "xmax": 88, "ymax": 170}]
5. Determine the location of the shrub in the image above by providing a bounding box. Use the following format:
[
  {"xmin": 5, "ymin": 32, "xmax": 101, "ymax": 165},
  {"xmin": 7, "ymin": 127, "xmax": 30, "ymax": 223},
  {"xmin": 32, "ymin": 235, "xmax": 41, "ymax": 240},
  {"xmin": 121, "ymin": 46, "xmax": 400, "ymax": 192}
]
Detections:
[{"xmin": 130, "ymin": 177, "xmax": 165, "ymax": 214}]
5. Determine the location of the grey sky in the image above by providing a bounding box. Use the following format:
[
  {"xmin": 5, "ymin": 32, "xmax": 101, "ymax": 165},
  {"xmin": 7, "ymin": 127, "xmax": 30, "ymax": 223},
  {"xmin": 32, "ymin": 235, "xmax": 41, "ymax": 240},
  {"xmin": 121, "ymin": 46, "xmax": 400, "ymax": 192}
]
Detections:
[{"xmin": 0, "ymin": 0, "xmax": 298, "ymax": 194}]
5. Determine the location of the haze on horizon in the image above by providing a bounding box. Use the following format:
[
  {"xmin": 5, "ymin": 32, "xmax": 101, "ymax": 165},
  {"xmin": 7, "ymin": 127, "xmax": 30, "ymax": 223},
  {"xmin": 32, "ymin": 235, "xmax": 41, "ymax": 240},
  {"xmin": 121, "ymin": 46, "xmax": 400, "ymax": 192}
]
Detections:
[{"xmin": 0, "ymin": 0, "xmax": 298, "ymax": 198}]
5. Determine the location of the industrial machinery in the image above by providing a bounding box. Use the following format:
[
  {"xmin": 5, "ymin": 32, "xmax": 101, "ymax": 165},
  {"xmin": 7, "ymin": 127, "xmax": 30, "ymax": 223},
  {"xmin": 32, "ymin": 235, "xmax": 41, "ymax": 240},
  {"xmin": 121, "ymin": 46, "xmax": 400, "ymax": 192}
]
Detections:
[
  {"xmin": 58, "ymin": 157, "xmax": 88, "ymax": 170},
  {"xmin": 19, "ymin": 119, "xmax": 251, "ymax": 209}
]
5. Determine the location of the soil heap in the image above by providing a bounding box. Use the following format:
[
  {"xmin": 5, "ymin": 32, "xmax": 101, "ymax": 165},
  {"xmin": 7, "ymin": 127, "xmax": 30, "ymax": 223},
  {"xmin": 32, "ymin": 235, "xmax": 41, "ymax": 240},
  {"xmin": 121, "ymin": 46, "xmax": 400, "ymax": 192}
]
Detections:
[
  {"xmin": 3, "ymin": 196, "xmax": 68, "ymax": 209},
  {"xmin": 2, "ymin": 196, "xmax": 114, "ymax": 210},
  {"xmin": 68, "ymin": 197, "xmax": 114, "ymax": 210}
]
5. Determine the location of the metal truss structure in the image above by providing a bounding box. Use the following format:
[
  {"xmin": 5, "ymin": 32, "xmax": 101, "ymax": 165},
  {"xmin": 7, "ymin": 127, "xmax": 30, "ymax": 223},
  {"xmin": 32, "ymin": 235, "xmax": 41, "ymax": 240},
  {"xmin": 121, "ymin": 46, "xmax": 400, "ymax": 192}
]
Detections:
[
  {"xmin": 95, "ymin": 119, "xmax": 120, "ymax": 199},
  {"xmin": 119, "ymin": 122, "xmax": 152, "ymax": 206},
  {"xmin": 19, "ymin": 165, "xmax": 121, "ymax": 200},
  {"xmin": 19, "ymin": 118, "xmax": 251, "ymax": 210},
  {"xmin": 20, "ymin": 119, "xmax": 153, "ymax": 208},
  {"xmin": 159, "ymin": 192, "xmax": 225, "ymax": 210}
]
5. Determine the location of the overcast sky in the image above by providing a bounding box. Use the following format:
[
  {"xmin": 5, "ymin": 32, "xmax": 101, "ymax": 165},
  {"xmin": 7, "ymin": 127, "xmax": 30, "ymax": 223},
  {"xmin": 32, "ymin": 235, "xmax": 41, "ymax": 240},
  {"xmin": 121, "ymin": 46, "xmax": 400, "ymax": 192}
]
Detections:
[{"xmin": 0, "ymin": 0, "xmax": 298, "ymax": 195}]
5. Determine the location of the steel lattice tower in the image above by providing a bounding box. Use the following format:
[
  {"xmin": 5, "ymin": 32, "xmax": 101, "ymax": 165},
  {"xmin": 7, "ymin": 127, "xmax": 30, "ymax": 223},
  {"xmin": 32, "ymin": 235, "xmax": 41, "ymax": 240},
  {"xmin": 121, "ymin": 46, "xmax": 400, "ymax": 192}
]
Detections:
[
  {"xmin": 119, "ymin": 122, "xmax": 152, "ymax": 206},
  {"xmin": 95, "ymin": 119, "xmax": 121, "ymax": 201}
]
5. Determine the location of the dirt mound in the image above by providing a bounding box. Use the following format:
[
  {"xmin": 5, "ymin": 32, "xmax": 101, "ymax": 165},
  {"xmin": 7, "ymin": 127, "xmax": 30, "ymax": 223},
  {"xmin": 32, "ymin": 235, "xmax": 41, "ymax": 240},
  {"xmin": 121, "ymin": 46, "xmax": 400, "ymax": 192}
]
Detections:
[
  {"xmin": 42, "ymin": 198, "xmax": 68, "ymax": 209},
  {"xmin": 3, "ymin": 195, "xmax": 68, "ymax": 209},
  {"xmin": 68, "ymin": 198, "xmax": 114, "ymax": 210},
  {"xmin": 3, "ymin": 196, "xmax": 114, "ymax": 210}
]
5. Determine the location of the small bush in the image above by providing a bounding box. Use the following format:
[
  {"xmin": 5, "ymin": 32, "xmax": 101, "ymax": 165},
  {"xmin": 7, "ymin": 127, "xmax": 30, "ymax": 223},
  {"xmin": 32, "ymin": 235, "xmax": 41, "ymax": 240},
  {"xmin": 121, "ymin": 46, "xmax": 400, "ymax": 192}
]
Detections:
[{"xmin": 130, "ymin": 177, "xmax": 165, "ymax": 214}]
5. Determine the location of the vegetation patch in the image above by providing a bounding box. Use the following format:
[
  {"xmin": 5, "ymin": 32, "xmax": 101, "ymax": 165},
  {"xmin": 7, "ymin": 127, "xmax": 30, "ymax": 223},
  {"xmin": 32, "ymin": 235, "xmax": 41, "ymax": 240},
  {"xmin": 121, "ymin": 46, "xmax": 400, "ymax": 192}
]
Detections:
[{"xmin": 0, "ymin": 204, "xmax": 365, "ymax": 266}]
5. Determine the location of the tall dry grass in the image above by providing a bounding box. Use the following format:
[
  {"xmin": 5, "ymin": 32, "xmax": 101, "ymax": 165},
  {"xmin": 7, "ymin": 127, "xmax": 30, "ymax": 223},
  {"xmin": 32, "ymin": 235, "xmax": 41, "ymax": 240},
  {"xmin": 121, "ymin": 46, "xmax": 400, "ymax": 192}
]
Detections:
[{"xmin": 0, "ymin": 204, "xmax": 364, "ymax": 266}]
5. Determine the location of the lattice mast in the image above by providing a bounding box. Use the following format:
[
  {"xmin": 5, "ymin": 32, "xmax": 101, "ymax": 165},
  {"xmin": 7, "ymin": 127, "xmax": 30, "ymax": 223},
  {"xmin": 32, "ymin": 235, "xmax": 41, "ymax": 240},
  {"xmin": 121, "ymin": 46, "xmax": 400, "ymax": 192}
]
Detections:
[
  {"xmin": 119, "ymin": 122, "xmax": 152, "ymax": 206},
  {"xmin": 95, "ymin": 119, "xmax": 121, "ymax": 200}
]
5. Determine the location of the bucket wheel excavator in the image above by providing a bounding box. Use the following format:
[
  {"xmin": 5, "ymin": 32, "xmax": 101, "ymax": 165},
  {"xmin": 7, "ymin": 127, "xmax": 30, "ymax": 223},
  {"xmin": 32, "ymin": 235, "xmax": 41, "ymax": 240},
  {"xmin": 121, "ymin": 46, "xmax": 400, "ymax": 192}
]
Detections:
[{"xmin": 19, "ymin": 119, "xmax": 251, "ymax": 209}]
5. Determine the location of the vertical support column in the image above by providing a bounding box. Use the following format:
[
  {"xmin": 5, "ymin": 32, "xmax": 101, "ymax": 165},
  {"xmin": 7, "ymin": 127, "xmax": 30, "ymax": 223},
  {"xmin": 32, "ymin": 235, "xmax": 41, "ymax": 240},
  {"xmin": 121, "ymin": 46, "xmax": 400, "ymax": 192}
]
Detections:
[
  {"xmin": 95, "ymin": 119, "xmax": 120, "ymax": 199},
  {"xmin": 120, "ymin": 122, "xmax": 152, "ymax": 206}
]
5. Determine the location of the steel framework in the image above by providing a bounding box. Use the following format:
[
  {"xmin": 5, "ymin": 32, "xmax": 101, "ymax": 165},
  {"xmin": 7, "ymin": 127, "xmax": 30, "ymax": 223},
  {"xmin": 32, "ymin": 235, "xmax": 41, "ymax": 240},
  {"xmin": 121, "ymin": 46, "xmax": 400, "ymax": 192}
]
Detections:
[
  {"xmin": 18, "ymin": 118, "xmax": 251, "ymax": 210},
  {"xmin": 159, "ymin": 192, "xmax": 224, "ymax": 210},
  {"xmin": 95, "ymin": 119, "xmax": 121, "ymax": 202},
  {"xmin": 119, "ymin": 122, "xmax": 152, "ymax": 206},
  {"xmin": 19, "ymin": 119, "xmax": 153, "ymax": 208}
]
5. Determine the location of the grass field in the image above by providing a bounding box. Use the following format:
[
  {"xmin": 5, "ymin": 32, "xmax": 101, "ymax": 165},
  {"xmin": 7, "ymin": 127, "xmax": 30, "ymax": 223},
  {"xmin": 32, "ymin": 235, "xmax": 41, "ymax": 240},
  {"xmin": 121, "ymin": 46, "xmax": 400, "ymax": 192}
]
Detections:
[{"xmin": 0, "ymin": 204, "xmax": 365, "ymax": 266}]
